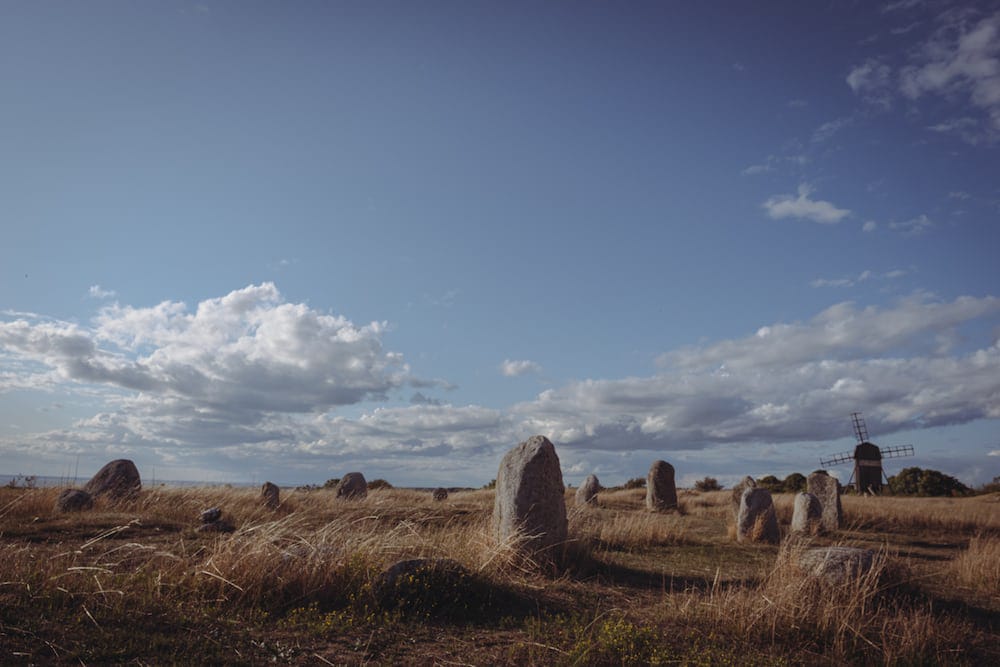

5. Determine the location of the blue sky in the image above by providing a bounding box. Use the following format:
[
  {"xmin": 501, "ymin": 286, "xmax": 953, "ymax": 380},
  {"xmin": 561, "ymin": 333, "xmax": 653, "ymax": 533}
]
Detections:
[{"xmin": 2, "ymin": 0, "xmax": 998, "ymax": 488}]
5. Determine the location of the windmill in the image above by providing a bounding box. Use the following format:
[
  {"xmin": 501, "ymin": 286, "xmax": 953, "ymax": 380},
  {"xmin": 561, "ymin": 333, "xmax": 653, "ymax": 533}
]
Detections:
[{"xmin": 820, "ymin": 412, "xmax": 914, "ymax": 494}]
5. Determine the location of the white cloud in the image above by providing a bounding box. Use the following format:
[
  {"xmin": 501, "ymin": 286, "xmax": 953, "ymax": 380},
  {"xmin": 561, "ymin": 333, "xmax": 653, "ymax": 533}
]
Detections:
[
  {"xmin": 763, "ymin": 184, "xmax": 851, "ymax": 224},
  {"xmin": 3, "ymin": 288, "xmax": 1000, "ymax": 487},
  {"xmin": 810, "ymin": 269, "xmax": 907, "ymax": 288},
  {"xmin": 500, "ymin": 359, "xmax": 542, "ymax": 377},
  {"xmin": 812, "ymin": 117, "xmax": 854, "ymax": 143},
  {"xmin": 889, "ymin": 213, "xmax": 934, "ymax": 235},
  {"xmin": 948, "ymin": 191, "xmax": 972, "ymax": 200},
  {"xmin": 989, "ymin": 450, "xmax": 1000, "ymax": 456},
  {"xmin": 846, "ymin": 59, "xmax": 893, "ymax": 108},
  {"xmin": 742, "ymin": 163, "xmax": 773, "ymax": 176},
  {"xmin": 1, "ymin": 283, "xmax": 411, "ymax": 414},
  {"xmin": 863, "ymin": 220, "xmax": 878, "ymax": 232},
  {"xmin": 88, "ymin": 285, "xmax": 116, "ymax": 300}
]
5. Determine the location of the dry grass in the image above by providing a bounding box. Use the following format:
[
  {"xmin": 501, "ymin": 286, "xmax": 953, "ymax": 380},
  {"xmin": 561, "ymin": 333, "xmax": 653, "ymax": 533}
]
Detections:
[{"xmin": 1, "ymin": 484, "xmax": 998, "ymax": 664}]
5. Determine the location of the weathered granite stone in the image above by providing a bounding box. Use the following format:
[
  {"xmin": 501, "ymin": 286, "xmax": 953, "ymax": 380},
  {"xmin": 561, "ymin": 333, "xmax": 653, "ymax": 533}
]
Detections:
[
  {"xmin": 798, "ymin": 546, "xmax": 877, "ymax": 585},
  {"xmin": 432, "ymin": 487, "xmax": 448, "ymax": 501},
  {"xmin": 737, "ymin": 487, "xmax": 780, "ymax": 544},
  {"xmin": 807, "ymin": 471, "xmax": 842, "ymax": 532},
  {"xmin": 336, "ymin": 472, "xmax": 367, "ymax": 500},
  {"xmin": 261, "ymin": 481, "xmax": 280, "ymax": 509},
  {"xmin": 731, "ymin": 476, "xmax": 757, "ymax": 520},
  {"xmin": 200, "ymin": 507, "xmax": 222, "ymax": 524},
  {"xmin": 575, "ymin": 474, "xmax": 600, "ymax": 506},
  {"xmin": 645, "ymin": 460, "xmax": 677, "ymax": 511},
  {"xmin": 790, "ymin": 492, "xmax": 823, "ymax": 534},
  {"xmin": 84, "ymin": 459, "xmax": 141, "ymax": 500},
  {"xmin": 55, "ymin": 488, "xmax": 93, "ymax": 512},
  {"xmin": 492, "ymin": 435, "xmax": 567, "ymax": 562}
]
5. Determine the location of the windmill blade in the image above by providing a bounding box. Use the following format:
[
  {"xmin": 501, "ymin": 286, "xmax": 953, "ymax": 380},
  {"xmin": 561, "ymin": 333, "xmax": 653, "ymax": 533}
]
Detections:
[
  {"xmin": 820, "ymin": 451, "xmax": 854, "ymax": 466},
  {"xmin": 881, "ymin": 444, "xmax": 914, "ymax": 459}
]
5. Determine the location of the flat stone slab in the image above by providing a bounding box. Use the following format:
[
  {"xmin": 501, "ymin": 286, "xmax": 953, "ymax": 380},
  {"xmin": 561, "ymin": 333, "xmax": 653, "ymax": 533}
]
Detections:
[{"xmin": 797, "ymin": 546, "xmax": 877, "ymax": 585}]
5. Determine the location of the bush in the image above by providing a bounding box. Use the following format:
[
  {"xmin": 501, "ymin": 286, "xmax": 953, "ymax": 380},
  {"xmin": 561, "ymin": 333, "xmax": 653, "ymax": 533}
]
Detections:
[
  {"xmin": 757, "ymin": 475, "xmax": 783, "ymax": 493},
  {"xmin": 888, "ymin": 467, "xmax": 970, "ymax": 497},
  {"xmin": 622, "ymin": 477, "xmax": 646, "ymax": 490},
  {"xmin": 367, "ymin": 479, "xmax": 393, "ymax": 491},
  {"xmin": 694, "ymin": 477, "xmax": 722, "ymax": 492},
  {"xmin": 323, "ymin": 478, "xmax": 340, "ymax": 489},
  {"xmin": 783, "ymin": 473, "xmax": 807, "ymax": 493}
]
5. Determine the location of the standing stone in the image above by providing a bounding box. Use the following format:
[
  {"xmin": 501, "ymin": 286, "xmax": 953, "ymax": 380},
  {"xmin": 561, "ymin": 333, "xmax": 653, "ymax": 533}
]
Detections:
[
  {"xmin": 336, "ymin": 472, "xmax": 367, "ymax": 500},
  {"xmin": 197, "ymin": 506, "xmax": 235, "ymax": 532},
  {"xmin": 492, "ymin": 436, "xmax": 567, "ymax": 561},
  {"xmin": 737, "ymin": 487, "xmax": 780, "ymax": 544},
  {"xmin": 790, "ymin": 492, "xmax": 823, "ymax": 534},
  {"xmin": 731, "ymin": 476, "xmax": 757, "ymax": 520},
  {"xmin": 84, "ymin": 459, "xmax": 141, "ymax": 500},
  {"xmin": 261, "ymin": 481, "xmax": 280, "ymax": 509},
  {"xmin": 807, "ymin": 471, "xmax": 842, "ymax": 532},
  {"xmin": 575, "ymin": 474, "xmax": 600, "ymax": 506},
  {"xmin": 55, "ymin": 488, "xmax": 93, "ymax": 512},
  {"xmin": 432, "ymin": 488, "xmax": 448, "ymax": 501},
  {"xmin": 645, "ymin": 460, "xmax": 677, "ymax": 511}
]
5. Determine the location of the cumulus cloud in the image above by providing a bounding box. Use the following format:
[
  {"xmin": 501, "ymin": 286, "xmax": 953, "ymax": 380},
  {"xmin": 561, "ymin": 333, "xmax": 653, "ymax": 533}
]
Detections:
[
  {"xmin": 763, "ymin": 184, "xmax": 851, "ymax": 224},
  {"xmin": 0, "ymin": 283, "xmax": 411, "ymax": 418},
  {"xmin": 3, "ymin": 287, "xmax": 999, "ymax": 487},
  {"xmin": 500, "ymin": 359, "xmax": 542, "ymax": 377}
]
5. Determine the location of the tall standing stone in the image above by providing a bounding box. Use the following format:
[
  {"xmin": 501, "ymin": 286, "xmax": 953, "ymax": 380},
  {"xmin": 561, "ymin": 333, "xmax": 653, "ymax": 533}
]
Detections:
[
  {"xmin": 336, "ymin": 472, "xmax": 367, "ymax": 500},
  {"xmin": 737, "ymin": 487, "xmax": 780, "ymax": 544},
  {"xmin": 84, "ymin": 459, "xmax": 141, "ymax": 500},
  {"xmin": 575, "ymin": 474, "xmax": 601, "ymax": 506},
  {"xmin": 645, "ymin": 460, "xmax": 677, "ymax": 511},
  {"xmin": 492, "ymin": 436, "xmax": 567, "ymax": 562},
  {"xmin": 731, "ymin": 476, "xmax": 757, "ymax": 520},
  {"xmin": 261, "ymin": 481, "xmax": 280, "ymax": 509},
  {"xmin": 807, "ymin": 471, "xmax": 842, "ymax": 532},
  {"xmin": 790, "ymin": 492, "xmax": 823, "ymax": 534}
]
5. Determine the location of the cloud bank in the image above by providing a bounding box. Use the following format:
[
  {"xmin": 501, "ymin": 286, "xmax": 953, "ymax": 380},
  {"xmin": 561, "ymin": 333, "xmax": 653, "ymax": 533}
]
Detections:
[{"xmin": 2, "ymin": 285, "xmax": 999, "ymax": 486}]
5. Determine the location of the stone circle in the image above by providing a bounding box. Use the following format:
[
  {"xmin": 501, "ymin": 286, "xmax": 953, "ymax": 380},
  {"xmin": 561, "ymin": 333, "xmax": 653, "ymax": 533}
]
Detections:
[
  {"xmin": 807, "ymin": 470, "xmax": 842, "ymax": 532},
  {"xmin": 790, "ymin": 492, "xmax": 823, "ymax": 534}
]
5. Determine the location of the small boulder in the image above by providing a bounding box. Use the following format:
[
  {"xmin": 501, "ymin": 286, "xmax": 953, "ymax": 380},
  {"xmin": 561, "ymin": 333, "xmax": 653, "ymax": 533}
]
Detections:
[
  {"xmin": 790, "ymin": 492, "xmax": 823, "ymax": 534},
  {"xmin": 432, "ymin": 487, "xmax": 448, "ymax": 501},
  {"xmin": 731, "ymin": 476, "xmax": 757, "ymax": 520},
  {"xmin": 261, "ymin": 481, "xmax": 280, "ymax": 509},
  {"xmin": 737, "ymin": 487, "xmax": 779, "ymax": 544},
  {"xmin": 575, "ymin": 474, "xmax": 600, "ymax": 506},
  {"xmin": 797, "ymin": 546, "xmax": 877, "ymax": 585},
  {"xmin": 807, "ymin": 471, "xmax": 842, "ymax": 532},
  {"xmin": 492, "ymin": 435, "xmax": 567, "ymax": 562},
  {"xmin": 645, "ymin": 460, "xmax": 677, "ymax": 511},
  {"xmin": 200, "ymin": 507, "xmax": 222, "ymax": 524},
  {"xmin": 84, "ymin": 459, "xmax": 141, "ymax": 500},
  {"xmin": 336, "ymin": 472, "xmax": 367, "ymax": 500},
  {"xmin": 55, "ymin": 488, "xmax": 93, "ymax": 513}
]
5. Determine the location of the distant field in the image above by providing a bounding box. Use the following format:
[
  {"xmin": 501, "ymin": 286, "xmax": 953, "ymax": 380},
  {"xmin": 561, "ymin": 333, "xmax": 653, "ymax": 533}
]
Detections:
[{"xmin": 1, "ymin": 485, "xmax": 997, "ymax": 665}]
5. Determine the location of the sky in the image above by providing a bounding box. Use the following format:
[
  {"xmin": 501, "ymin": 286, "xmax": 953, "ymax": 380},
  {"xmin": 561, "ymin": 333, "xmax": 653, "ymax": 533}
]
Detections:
[{"xmin": 1, "ymin": 0, "xmax": 998, "ymax": 489}]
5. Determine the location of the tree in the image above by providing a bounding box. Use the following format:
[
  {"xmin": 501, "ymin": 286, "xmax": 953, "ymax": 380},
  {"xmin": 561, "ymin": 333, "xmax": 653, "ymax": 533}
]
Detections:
[
  {"xmin": 757, "ymin": 475, "xmax": 783, "ymax": 493},
  {"xmin": 622, "ymin": 477, "xmax": 646, "ymax": 490},
  {"xmin": 367, "ymin": 478, "xmax": 393, "ymax": 490},
  {"xmin": 888, "ymin": 467, "xmax": 970, "ymax": 497},
  {"xmin": 694, "ymin": 476, "xmax": 722, "ymax": 491},
  {"xmin": 783, "ymin": 473, "xmax": 807, "ymax": 493}
]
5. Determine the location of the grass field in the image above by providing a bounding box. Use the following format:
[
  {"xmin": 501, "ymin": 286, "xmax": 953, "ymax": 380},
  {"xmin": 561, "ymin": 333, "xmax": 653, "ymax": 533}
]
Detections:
[{"xmin": 1, "ymin": 484, "xmax": 997, "ymax": 665}]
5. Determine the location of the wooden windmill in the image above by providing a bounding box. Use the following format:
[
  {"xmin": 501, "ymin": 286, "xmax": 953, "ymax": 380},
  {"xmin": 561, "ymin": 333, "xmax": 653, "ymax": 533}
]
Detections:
[{"xmin": 820, "ymin": 412, "xmax": 914, "ymax": 494}]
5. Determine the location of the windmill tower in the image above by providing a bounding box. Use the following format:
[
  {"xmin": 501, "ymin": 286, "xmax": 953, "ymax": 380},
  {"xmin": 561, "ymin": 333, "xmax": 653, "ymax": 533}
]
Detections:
[{"xmin": 820, "ymin": 412, "xmax": 914, "ymax": 494}]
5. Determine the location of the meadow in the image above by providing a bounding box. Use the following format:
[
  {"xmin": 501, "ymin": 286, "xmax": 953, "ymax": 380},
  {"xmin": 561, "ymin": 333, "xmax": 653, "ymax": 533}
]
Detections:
[{"xmin": 1, "ymin": 483, "xmax": 997, "ymax": 665}]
